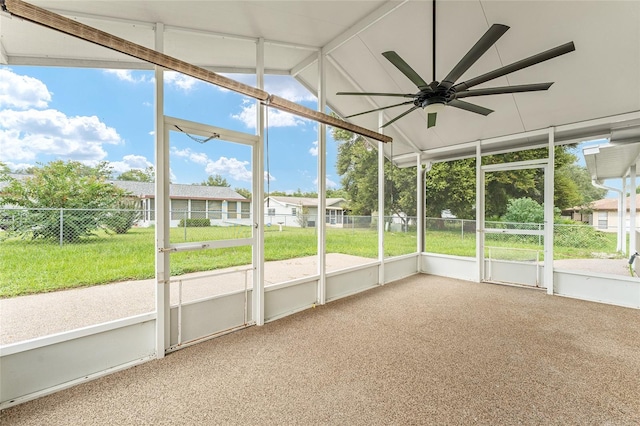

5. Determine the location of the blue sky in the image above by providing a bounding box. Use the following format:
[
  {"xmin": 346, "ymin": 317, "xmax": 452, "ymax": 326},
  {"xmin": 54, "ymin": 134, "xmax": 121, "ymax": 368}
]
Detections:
[{"xmin": 0, "ymin": 66, "xmax": 339, "ymax": 194}]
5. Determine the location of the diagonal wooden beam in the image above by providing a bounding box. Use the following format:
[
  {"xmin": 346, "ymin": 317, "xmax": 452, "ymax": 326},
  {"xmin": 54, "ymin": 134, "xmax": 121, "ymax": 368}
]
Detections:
[{"xmin": 3, "ymin": 0, "xmax": 392, "ymax": 143}]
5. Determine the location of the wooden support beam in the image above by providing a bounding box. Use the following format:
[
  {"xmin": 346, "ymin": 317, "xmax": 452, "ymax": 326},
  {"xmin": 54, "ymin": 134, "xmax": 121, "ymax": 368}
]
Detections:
[{"xmin": 4, "ymin": 0, "xmax": 392, "ymax": 143}]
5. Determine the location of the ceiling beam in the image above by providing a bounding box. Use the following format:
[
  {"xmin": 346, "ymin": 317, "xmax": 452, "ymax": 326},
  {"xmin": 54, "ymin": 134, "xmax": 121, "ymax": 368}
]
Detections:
[
  {"xmin": 289, "ymin": 0, "xmax": 408, "ymax": 77},
  {"xmin": 290, "ymin": 52, "xmax": 319, "ymax": 77},
  {"xmin": 4, "ymin": 0, "xmax": 391, "ymax": 143},
  {"xmin": 322, "ymin": 0, "xmax": 408, "ymax": 56}
]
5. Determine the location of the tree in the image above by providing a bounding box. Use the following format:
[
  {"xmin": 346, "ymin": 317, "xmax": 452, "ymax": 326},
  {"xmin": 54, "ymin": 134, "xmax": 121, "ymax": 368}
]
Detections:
[
  {"xmin": 296, "ymin": 205, "xmax": 310, "ymax": 228},
  {"xmin": 117, "ymin": 167, "xmax": 155, "ymax": 182},
  {"xmin": 558, "ymin": 163, "xmax": 605, "ymax": 205},
  {"xmin": 334, "ymin": 124, "xmax": 589, "ymax": 221},
  {"xmin": 334, "ymin": 127, "xmax": 418, "ymax": 221},
  {"xmin": 326, "ymin": 188, "xmax": 348, "ymax": 199},
  {"xmin": 480, "ymin": 146, "xmax": 579, "ymax": 217},
  {"xmin": 235, "ymin": 187, "xmax": 252, "ymax": 200},
  {"xmin": 201, "ymin": 174, "xmax": 229, "ymax": 187},
  {"xmin": 0, "ymin": 160, "xmax": 129, "ymax": 242},
  {"xmin": 425, "ymin": 159, "xmax": 477, "ymax": 218}
]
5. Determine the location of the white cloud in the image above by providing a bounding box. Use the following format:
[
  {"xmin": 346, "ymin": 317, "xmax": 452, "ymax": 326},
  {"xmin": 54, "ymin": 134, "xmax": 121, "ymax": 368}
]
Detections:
[
  {"xmin": 165, "ymin": 72, "xmax": 199, "ymax": 91},
  {"xmin": 0, "ymin": 68, "xmax": 51, "ymax": 109},
  {"xmin": 313, "ymin": 176, "xmax": 338, "ymax": 189},
  {"xmin": 170, "ymin": 147, "xmax": 209, "ymax": 165},
  {"xmin": 231, "ymin": 102, "xmax": 308, "ymax": 129},
  {"xmin": 170, "ymin": 147, "xmax": 254, "ymax": 183},
  {"xmin": 264, "ymin": 75, "xmax": 316, "ymax": 102},
  {"xmin": 309, "ymin": 141, "xmax": 318, "ymax": 156},
  {"xmin": 104, "ymin": 69, "xmax": 152, "ymax": 84},
  {"xmin": 0, "ymin": 109, "xmax": 122, "ymax": 163},
  {"xmin": 2, "ymin": 161, "xmax": 35, "ymax": 172},
  {"xmin": 205, "ymin": 156, "xmax": 252, "ymax": 182},
  {"xmin": 265, "ymin": 171, "xmax": 276, "ymax": 181},
  {"xmin": 108, "ymin": 154, "xmax": 154, "ymax": 174}
]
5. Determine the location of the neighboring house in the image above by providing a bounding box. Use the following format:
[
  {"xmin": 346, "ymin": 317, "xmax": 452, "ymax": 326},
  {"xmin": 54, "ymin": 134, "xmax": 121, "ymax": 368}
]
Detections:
[
  {"xmin": 113, "ymin": 181, "xmax": 249, "ymax": 227},
  {"xmin": 0, "ymin": 175, "xmax": 249, "ymax": 228},
  {"xmin": 565, "ymin": 196, "xmax": 640, "ymax": 232},
  {"xmin": 264, "ymin": 196, "xmax": 347, "ymax": 228}
]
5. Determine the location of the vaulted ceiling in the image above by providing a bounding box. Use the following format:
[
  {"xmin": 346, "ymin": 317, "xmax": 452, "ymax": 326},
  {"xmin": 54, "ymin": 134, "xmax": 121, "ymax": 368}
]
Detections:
[{"xmin": 2, "ymin": 1, "xmax": 640, "ymax": 168}]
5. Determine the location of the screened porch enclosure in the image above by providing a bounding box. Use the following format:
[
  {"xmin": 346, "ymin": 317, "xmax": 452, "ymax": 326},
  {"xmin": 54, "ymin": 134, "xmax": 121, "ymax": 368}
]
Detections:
[{"xmin": 1, "ymin": 0, "xmax": 639, "ymax": 412}]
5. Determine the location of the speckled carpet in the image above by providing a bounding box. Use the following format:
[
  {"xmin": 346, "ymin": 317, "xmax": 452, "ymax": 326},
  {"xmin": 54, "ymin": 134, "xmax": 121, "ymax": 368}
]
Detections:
[{"xmin": 2, "ymin": 274, "xmax": 639, "ymax": 425}]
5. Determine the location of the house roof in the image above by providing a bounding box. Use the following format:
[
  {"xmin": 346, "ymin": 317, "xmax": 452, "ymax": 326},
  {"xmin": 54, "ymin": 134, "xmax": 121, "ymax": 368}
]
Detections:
[
  {"xmin": 590, "ymin": 197, "xmax": 640, "ymax": 212},
  {"xmin": 266, "ymin": 196, "xmax": 345, "ymax": 208},
  {"xmin": 2, "ymin": 1, "xmax": 639, "ymax": 168},
  {"xmin": 113, "ymin": 181, "xmax": 247, "ymax": 201},
  {"xmin": 1, "ymin": 174, "xmax": 246, "ymax": 201}
]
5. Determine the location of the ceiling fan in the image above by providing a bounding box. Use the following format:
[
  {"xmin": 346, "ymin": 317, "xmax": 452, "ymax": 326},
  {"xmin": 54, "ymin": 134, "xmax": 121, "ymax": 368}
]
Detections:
[{"xmin": 337, "ymin": 2, "xmax": 575, "ymax": 129}]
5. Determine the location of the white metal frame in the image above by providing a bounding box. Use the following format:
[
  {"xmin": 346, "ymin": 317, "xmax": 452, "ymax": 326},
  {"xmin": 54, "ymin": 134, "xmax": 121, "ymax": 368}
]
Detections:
[
  {"xmin": 480, "ymin": 159, "xmax": 551, "ymax": 289},
  {"xmin": 159, "ymin": 116, "xmax": 259, "ymax": 354}
]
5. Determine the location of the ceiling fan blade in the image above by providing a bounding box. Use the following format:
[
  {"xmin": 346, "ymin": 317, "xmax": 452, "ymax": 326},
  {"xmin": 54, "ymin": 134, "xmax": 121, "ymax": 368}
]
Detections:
[
  {"xmin": 344, "ymin": 101, "xmax": 415, "ymax": 119},
  {"xmin": 455, "ymin": 82, "xmax": 553, "ymax": 99},
  {"xmin": 452, "ymin": 41, "xmax": 575, "ymax": 92},
  {"xmin": 448, "ymin": 99, "xmax": 494, "ymax": 116},
  {"xmin": 427, "ymin": 112, "xmax": 437, "ymax": 128},
  {"xmin": 440, "ymin": 24, "xmax": 510, "ymax": 90},
  {"xmin": 337, "ymin": 91, "xmax": 418, "ymax": 98},
  {"xmin": 382, "ymin": 51, "xmax": 430, "ymax": 90},
  {"xmin": 382, "ymin": 105, "xmax": 421, "ymax": 128}
]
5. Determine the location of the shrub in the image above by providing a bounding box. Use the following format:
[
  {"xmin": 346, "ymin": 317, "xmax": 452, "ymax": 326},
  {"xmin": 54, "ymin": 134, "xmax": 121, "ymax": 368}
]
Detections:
[
  {"xmin": 502, "ymin": 197, "xmax": 544, "ymax": 223},
  {"xmin": 554, "ymin": 224, "xmax": 609, "ymax": 249},
  {"xmin": 103, "ymin": 202, "xmax": 141, "ymax": 234}
]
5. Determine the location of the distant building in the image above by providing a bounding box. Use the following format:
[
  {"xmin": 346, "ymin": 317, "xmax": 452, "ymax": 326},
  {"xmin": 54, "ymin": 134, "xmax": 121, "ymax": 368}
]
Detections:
[
  {"xmin": 264, "ymin": 196, "xmax": 347, "ymax": 228},
  {"xmin": 113, "ymin": 181, "xmax": 249, "ymax": 227},
  {"xmin": 564, "ymin": 196, "xmax": 640, "ymax": 232}
]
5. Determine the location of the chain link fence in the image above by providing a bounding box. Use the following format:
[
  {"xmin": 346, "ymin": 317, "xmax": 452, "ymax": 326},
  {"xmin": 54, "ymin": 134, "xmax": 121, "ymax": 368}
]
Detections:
[
  {"xmin": 425, "ymin": 217, "xmax": 620, "ymax": 258},
  {"xmin": 0, "ymin": 208, "xmax": 622, "ymax": 258},
  {"xmin": 1, "ymin": 207, "xmax": 142, "ymax": 245}
]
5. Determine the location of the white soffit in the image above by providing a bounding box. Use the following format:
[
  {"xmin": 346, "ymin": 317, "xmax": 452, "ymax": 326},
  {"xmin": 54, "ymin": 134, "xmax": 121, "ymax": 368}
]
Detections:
[
  {"xmin": 584, "ymin": 143, "xmax": 640, "ymax": 182},
  {"xmin": 1, "ymin": 1, "xmax": 639, "ymax": 162}
]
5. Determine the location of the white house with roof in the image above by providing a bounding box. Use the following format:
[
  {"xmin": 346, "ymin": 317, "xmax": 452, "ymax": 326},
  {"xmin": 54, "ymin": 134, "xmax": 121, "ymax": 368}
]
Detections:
[
  {"xmin": 113, "ymin": 181, "xmax": 249, "ymax": 227},
  {"xmin": 571, "ymin": 197, "xmax": 640, "ymax": 232},
  {"xmin": 264, "ymin": 196, "xmax": 347, "ymax": 228}
]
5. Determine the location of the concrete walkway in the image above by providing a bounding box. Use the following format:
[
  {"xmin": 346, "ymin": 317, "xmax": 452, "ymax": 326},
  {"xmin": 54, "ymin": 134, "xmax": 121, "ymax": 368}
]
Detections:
[
  {"xmin": 1, "ymin": 256, "xmax": 632, "ymax": 345},
  {"xmin": 0, "ymin": 254, "xmax": 375, "ymax": 345}
]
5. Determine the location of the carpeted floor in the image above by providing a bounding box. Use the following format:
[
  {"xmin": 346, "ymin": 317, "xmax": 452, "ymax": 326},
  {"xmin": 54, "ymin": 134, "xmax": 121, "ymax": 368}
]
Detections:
[{"xmin": 2, "ymin": 274, "xmax": 639, "ymax": 425}]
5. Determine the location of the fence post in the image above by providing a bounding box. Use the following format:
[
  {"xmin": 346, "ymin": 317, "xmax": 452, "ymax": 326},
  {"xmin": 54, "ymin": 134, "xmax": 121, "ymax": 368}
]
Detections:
[
  {"xmin": 461, "ymin": 219, "xmax": 464, "ymax": 240},
  {"xmin": 539, "ymin": 223, "xmax": 542, "ymax": 246},
  {"xmin": 59, "ymin": 208, "xmax": 63, "ymax": 247},
  {"xmin": 183, "ymin": 211, "xmax": 187, "ymax": 241}
]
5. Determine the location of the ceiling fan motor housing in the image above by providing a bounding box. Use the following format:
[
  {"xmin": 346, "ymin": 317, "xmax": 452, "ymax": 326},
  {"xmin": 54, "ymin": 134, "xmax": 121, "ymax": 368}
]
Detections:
[{"xmin": 417, "ymin": 86, "xmax": 450, "ymax": 108}]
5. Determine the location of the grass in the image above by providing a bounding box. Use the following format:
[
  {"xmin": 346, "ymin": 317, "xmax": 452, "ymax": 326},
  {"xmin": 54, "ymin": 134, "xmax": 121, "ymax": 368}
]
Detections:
[{"xmin": 0, "ymin": 225, "xmax": 620, "ymax": 298}]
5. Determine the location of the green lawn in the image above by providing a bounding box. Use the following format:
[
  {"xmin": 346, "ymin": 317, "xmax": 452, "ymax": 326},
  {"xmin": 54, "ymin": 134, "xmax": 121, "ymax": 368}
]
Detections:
[
  {"xmin": 0, "ymin": 225, "xmax": 619, "ymax": 297},
  {"xmin": 0, "ymin": 226, "xmax": 416, "ymax": 297}
]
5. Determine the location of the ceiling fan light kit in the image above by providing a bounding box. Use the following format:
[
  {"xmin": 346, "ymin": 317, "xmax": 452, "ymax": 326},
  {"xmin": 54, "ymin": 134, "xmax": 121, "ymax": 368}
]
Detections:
[{"xmin": 338, "ymin": 2, "xmax": 575, "ymax": 130}]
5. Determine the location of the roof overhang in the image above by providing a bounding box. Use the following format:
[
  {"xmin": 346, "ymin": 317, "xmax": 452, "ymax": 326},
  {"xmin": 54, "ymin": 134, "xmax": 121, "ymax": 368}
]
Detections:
[{"xmin": 583, "ymin": 115, "xmax": 640, "ymax": 182}]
